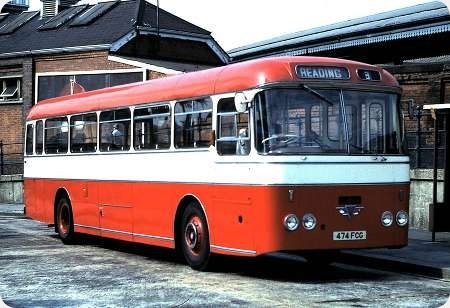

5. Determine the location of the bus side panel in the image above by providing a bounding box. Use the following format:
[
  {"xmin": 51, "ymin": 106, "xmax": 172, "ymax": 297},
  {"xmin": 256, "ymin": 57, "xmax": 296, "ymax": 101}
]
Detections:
[
  {"xmin": 24, "ymin": 178, "xmax": 53, "ymax": 224},
  {"xmin": 209, "ymin": 185, "xmax": 255, "ymax": 254},
  {"xmin": 97, "ymin": 181, "xmax": 133, "ymax": 241},
  {"xmin": 23, "ymin": 178, "xmax": 36, "ymax": 218},
  {"xmin": 70, "ymin": 180, "xmax": 100, "ymax": 237},
  {"xmin": 131, "ymin": 182, "xmax": 176, "ymax": 248}
]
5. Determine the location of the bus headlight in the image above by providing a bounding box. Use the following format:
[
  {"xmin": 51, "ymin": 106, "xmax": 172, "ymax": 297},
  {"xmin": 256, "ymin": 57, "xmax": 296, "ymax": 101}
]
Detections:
[
  {"xmin": 381, "ymin": 211, "xmax": 393, "ymax": 227},
  {"xmin": 396, "ymin": 210, "xmax": 409, "ymax": 227},
  {"xmin": 302, "ymin": 213, "xmax": 317, "ymax": 230},
  {"xmin": 284, "ymin": 214, "xmax": 299, "ymax": 231}
]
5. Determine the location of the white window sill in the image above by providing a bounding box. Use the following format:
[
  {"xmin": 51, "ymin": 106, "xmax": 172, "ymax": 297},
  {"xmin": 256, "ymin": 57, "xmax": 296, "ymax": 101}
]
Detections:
[{"xmin": 0, "ymin": 99, "xmax": 23, "ymax": 105}]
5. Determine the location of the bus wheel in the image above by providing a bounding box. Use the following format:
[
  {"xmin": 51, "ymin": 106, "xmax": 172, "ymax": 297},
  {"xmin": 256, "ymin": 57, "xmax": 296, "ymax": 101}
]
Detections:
[
  {"xmin": 56, "ymin": 197, "xmax": 76, "ymax": 244},
  {"xmin": 180, "ymin": 203, "xmax": 211, "ymax": 271}
]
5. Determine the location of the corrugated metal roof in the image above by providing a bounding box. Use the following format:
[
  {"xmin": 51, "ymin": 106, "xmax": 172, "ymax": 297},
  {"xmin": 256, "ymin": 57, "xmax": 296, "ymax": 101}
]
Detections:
[{"xmin": 229, "ymin": 1, "xmax": 450, "ymax": 59}]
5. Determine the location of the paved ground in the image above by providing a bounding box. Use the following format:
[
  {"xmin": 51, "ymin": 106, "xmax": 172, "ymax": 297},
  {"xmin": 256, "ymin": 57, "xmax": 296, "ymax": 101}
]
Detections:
[
  {"xmin": 339, "ymin": 229, "xmax": 450, "ymax": 280},
  {"xmin": 0, "ymin": 206, "xmax": 449, "ymax": 307}
]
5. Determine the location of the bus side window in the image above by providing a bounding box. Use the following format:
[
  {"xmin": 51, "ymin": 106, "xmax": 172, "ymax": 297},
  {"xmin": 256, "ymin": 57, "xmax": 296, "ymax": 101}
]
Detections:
[
  {"xmin": 44, "ymin": 117, "xmax": 68, "ymax": 154},
  {"xmin": 216, "ymin": 98, "xmax": 250, "ymax": 155},
  {"xmin": 134, "ymin": 104, "xmax": 171, "ymax": 150},
  {"xmin": 99, "ymin": 109, "xmax": 131, "ymax": 152},
  {"xmin": 25, "ymin": 123, "xmax": 34, "ymax": 155},
  {"xmin": 35, "ymin": 120, "xmax": 43, "ymax": 155},
  {"xmin": 174, "ymin": 98, "xmax": 212, "ymax": 149},
  {"xmin": 70, "ymin": 113, "xmax": 98, "ymax": 153}
]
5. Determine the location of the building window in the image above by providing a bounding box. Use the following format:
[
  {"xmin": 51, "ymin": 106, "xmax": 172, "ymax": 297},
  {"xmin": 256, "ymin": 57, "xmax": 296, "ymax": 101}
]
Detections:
[
  {"xmin": 7, "ymin": 0, "xmax": 29, "ymax": 6},
  {"xmin": 37, "ymin": 71, "xmax": 144, "ymax": 102},
  {"xmin": 0, "ymin": 77, "xmax": 21, "ymax": 102}
]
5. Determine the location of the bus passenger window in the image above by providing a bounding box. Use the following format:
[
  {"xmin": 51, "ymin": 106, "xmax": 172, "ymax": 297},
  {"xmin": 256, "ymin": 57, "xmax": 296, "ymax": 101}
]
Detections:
[
  {"xmin": 99, "ymin": 109, "xmax": 131, "ymax": 151},
  {"xmin": 25, "ymin": 123, "xmax": 34, "ymax": 155},
  {"xmin": 44, "ymin": 117, "xmax": 69, "ymax": 154},
  {"xmin": 216, "ymin": 98, "xmax": 250, "ymax": 155},
  {"xmin": 35, "ymin": 120, "xmax": 43, "ymax": 155},
  {"xmin": 174, "ymin": 98, "xmax": 212, "ymax": 149},
  {"xmin": 134, "ymin": 104, "xmax": 171, "ymax": 150},
  {"xmin": 70, "ymin": 113, "xmax": 97, "ymax": 153}
]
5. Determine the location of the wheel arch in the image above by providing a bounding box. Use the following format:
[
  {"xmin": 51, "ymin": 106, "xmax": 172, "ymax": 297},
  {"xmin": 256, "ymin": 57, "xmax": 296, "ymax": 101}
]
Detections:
[
  {"xmin": 173, "ymin": 194, "xmax": 210, "ymax": 251},
  {"xmin": 53, "ymin": 187, "xmax": 71, "ymax": 232}
]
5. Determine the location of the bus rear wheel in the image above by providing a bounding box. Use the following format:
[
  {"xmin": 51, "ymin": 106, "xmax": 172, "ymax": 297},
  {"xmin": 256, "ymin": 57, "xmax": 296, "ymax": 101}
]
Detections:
[
  {"xmin": 56, "ymin": 196, "xmax": 76, "ymax": 244},
  {"xmin": 180, "ymin": 203, "xmax": 211, "ymax": 271}
]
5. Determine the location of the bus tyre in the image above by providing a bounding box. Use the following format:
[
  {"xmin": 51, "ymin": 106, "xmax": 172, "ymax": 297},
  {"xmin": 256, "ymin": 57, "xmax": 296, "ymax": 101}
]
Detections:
[
  {"xmin": 56, "ymin": 197, "xmax": 76, "ymax": 244},
  {"xmin": 180, "ymin": 203, "xmax": 211, "ymax": 271}
]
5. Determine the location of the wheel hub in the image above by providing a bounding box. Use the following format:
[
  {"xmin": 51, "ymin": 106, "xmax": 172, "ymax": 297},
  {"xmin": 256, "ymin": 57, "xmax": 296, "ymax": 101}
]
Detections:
[
  {"xmin": 58, "ymin": 203, "xmax": 70, "ymax": 236},
  {"xmin": 184, "ymin": 216, "xmax": 203, "ymax": 254}
]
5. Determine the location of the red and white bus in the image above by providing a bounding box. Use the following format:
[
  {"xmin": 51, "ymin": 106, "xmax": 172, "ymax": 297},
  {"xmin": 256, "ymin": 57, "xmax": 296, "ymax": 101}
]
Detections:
[{"xmin": 24, "ymin": 56, "xmax": 409, "ymax": 270}]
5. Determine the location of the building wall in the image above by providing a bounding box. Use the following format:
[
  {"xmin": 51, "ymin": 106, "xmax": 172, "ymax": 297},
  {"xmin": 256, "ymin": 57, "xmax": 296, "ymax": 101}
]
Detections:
[
  {"xmin": 0, "ymin": 57, "xmax": 33, "ymax": 151},
  {"xmin": 35, "ymin": 51, "xmax": 135, "ymax": 73},
  {"xmin": 385, "ymin": 62, "xmax": 450, "ymax": 230}
]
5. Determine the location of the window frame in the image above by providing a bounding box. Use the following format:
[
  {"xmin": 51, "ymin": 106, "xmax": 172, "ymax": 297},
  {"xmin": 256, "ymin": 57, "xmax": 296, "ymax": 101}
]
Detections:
[
  {"xmin": 35, "ymin": 120, "xmax": 44, "ymax": 155},
  {"xmin": 25, "ymin": 123, "xmax": 34, "ymax": 155},
  {"xmin": 44, "ymin": 116, "xmax": 69, "ymax": 154},
  {"xmin": 69, "ymin": 112, "xmax": 98, "ymax": 153},
  {"xmin": 174, "ymin": 97, "xmax": 213, "ymax": 149},
  {"xmin": 216, "ymin": 97, "xmax": 250, "ymax": 156},
  {"xmin": 99, "ymin": 108, "xmax": 132, "ymax": 152},
  {"xmin": 133, "ymin": 103, "xmax": 171, "ymax": 151},
  {"xmin": 0, "ymin": 76, "xmax": 22, "ymax": 103}
]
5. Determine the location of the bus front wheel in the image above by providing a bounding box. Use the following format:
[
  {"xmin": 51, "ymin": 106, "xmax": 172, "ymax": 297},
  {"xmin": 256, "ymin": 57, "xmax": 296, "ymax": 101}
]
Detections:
[
  {"xmin": 180, "ymin": 203, "xmax": 211, "ymax": 271},
  {"xmin": 56, "ymin": 196, "xmax": 76, "ymax": 244}
]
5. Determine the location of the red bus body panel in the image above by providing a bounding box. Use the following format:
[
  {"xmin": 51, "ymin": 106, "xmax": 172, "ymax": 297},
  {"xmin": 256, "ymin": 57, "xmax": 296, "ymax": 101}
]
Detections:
[{"xmin": 24, "ymin": 178, "xmax": 408, "ymax": 255}]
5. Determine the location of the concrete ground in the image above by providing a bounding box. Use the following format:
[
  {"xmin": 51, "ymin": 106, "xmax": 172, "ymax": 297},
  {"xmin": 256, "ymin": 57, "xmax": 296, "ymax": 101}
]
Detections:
[
  {"xmin": 340, "ymin": 229, "xmax": 450, "ymax": 280},
  {"xmin": 0, "ymin": 203, "xmax": 449, "ymax": 307}
]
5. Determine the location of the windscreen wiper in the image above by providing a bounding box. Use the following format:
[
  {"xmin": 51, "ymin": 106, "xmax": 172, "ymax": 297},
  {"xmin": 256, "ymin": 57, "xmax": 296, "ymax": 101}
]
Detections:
[{"xmin": 300, "ymin": 84, "xmax": 334, "ymax": 106}]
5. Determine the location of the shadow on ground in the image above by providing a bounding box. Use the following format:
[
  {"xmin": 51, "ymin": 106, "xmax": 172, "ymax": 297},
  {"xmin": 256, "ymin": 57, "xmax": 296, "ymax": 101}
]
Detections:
[{"xmin": 48, "ymin": 233, "xmax": 387, "ymax": 284}]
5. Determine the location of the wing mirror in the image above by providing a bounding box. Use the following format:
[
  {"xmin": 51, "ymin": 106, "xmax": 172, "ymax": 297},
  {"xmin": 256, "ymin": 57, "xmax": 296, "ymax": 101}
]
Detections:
[{"xmin": 234, "ymin": 92, "xmax": 251, "ymax": 113}]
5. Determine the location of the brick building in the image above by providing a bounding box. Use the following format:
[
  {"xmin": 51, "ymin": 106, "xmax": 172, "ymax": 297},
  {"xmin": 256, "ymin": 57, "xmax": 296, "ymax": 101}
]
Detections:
[
  {"xmin": 0, "ymin": 0, "xmax": 228, "ymax": 175},
  {"xmin": 228, "ymin": 1, "xmax": 450, "ymax": 230}
]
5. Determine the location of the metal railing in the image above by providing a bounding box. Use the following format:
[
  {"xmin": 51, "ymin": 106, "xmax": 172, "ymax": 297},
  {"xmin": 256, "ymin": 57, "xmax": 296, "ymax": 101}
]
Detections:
[
  {"xmin": 405, "ymin": 107, "xmax": 446, "ymax": 169},
  {"xmin": 0, "ymin": 140, "xmax": 23, "ymax": 176}
]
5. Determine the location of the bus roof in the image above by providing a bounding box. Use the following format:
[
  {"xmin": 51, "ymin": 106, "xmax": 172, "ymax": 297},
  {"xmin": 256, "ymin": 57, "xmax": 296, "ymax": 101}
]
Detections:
[{"xmin": 27, "ymin": 56, "xmax": 399, "ymax": 121}]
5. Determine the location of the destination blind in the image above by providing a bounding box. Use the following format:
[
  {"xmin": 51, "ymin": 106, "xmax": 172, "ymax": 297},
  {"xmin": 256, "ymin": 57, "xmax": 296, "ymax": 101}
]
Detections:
[{"xmin": 295, "ymin": 65, "xmax": 350, "ymax": 80}]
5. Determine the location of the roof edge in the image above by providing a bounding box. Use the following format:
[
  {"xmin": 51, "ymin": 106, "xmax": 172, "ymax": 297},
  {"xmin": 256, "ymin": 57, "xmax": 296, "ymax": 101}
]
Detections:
[
  {"xmin": 0, "ymin": 44, "xmax": 111, "ymax": 59},
  {"xmin": 228, "ymin": 1, "xmax": 449, "ymax": 56}
]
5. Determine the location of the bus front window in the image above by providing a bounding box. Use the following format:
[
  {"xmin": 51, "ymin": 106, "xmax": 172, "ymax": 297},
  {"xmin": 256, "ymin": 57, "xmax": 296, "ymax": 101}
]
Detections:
[{"xmin": 254, "ymin": 88, "xmax": 402, "ymax": 155}]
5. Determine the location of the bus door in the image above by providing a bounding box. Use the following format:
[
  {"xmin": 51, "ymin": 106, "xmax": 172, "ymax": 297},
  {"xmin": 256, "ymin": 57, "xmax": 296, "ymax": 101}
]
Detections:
[
  {"xmin": 98, "ymin": 182, "xmax": 133, "ymax": 240},
  {"xmin": 214, "ymin": 97, "xmax": 255, "ymax": 251}
]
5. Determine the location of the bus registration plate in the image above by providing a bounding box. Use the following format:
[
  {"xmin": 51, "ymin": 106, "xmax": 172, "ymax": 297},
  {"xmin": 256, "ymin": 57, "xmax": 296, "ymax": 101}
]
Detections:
[{"xmin": 333, "ymin": 231, "xmax": 366, "ymax": 241}]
